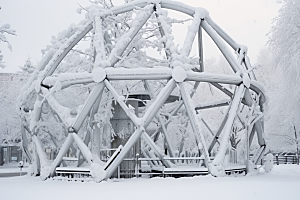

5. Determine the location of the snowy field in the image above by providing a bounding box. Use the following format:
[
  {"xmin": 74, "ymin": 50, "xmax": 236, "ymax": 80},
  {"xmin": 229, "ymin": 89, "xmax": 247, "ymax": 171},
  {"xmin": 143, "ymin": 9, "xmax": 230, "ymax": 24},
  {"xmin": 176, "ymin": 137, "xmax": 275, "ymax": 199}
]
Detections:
[{"xmin": 0, "ymin": 165, "xmax": 299, "ymax": 200}]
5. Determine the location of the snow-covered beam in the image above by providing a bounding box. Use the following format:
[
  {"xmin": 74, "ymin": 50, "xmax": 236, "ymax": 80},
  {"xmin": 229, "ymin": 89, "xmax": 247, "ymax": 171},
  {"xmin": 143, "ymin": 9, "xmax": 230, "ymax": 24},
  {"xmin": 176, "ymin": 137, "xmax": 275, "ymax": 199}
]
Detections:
[
  {"xmin": 59, "ymin": 78, "xmax": 94, "ymax": 89},
  {"xmin": 254, "ymin": 119, "xmax": 265, "ymax": 146},
  {"xmin": 156, "ymin": 4, "xmax": 183, "ymax": 62},
  {"xmin": 41, "ymin": 89, "xmax": 75, "ymax": 128},
  {"xmin": 21, "ymin": 124, "xmax": 29, "ymax": 149},
  {"xmin": 151, "ymin": 81, "xmax": 200, "ymax": 141},
  {"xmin": 33, "ymin": 135, "xmax": 48, "ymax": 167},
  {"xmin": 106, "ymin": 79, "xmax": 176, "ymax": 176},
  {"xmin": 201, "ymin": 118, "xmax": 219, "ymax": 141},
  {"xmin": 43, "ymin": 73, "xmax": 94, "ymax": 89},
  {"xmin": 198, "ymin": 24, "xmax": 204, "ymax": 72},
  {"xmin": 208, "ymin": 108, "xmax": 229, "ymax": 154},
  {"xmin": 186, "ymin": 71, "xmax": 242, "ymax": 85},
  {"xmin": 21, "ymin": 124, "xmax": 32, "ymax": 163},
  {"xmin": 143, "ymin": 80, "xmax": 175, "ymax": 158},
  {"xmin": 30, "ymin": 95, "xmax": 43, "ymax": 132},
  {"xmin": 43, "ymin": 68, "xmax": 173, "ymax": 87},
  {"xmin": 179, "ymin": 82, "xmax": 211, "ymax": 167},
  {"xmin": 205, "ymin": 17, "xmax": 239, "ymax": 51},
  {"xmin": 210, "ymin": 82, "xmax": 252, "ymax": 107},
  {"xmin": 106, "ymin": 67, "xmax": 172, "ymax": 80},
  {"xmin": 201, "ymin": 20, "xmax": 242, "ymax": 73},
  {"xmin": 155, "ymin": 12, "xmax": 171, "ymax": 59},
  {"xmin": 108, "ymin": 5, "xmax": 154, "ymax": 66},
  {"xmin": 42, "ymin": 22, "xmax": 93, "ymax": 79},
  {"xmin": 160, "ymin": 1, "xmax": 195, "ymax": 16},
  {"xmin": 141, "ymin": 131, "xmax": 171, "ymax": 168},
  {"xmin": 33, "ymin": 135, "xmax": 50, "ymax": 179},
  {"xmin": 180, "ymin": 9, "xmax": 204, "ymax": 57},
  {"xmin": 49, "ymin": 134, "xmax": 74, "ymax": 177},
  {"xmin": 143, "ymin": 79, "xmax": 176, "ymax": 127},
  {"xmin": 77, "ymin": 129, "xmax": 91, "ymax": 167},
  {"xmin": 107, "ymin": 0, "xmax": 196, "ymax": 20},
  {"xmin": 105, "ymin": 127, "xmax": 144, "ymax": 179},
  {"xmin": 210, "ymin": 85, "xmax": 245, "ymax": 176},
  {"xmin": 249, "ymin": 81, "xmax": 266, "ymax": 108},
  {"xmin": 93, "ymin": 17, "xmax": 106, "ymax": 66},
  {"xmin": 71, "ymin": 133, "xmax": 93, "ymax": 165},
  {"xmin": 109, "ymin": 1, "xmax": 149, "ymax": 16},
  {"xmin": 104, "ymin": 79, "xmax": 140, "ymax": 126},
  {"xmin": 72, "ymin": 82, "xmax": 105, "ymax": 132},
  {"xmin": 244, "ymin": 55, "xmax": 257, "ymax": 80},
  {"xmin": 195, "ymin": 99, "xmax": 231, "ymax": 110},
  {"xmin": 210, "ymin": 82, "xmax": 234, "ymax": 98},
  {"xmin": 90, "ymin": 95, "xmax": 102, "ymax": 158}
]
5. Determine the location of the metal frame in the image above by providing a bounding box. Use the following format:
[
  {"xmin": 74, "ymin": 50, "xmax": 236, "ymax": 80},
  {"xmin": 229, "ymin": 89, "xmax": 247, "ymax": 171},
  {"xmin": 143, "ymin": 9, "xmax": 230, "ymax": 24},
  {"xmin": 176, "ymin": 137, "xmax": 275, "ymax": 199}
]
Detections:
[{"xmin": 18, "ymin": 0, "xmax": 267, "ymax": 181}]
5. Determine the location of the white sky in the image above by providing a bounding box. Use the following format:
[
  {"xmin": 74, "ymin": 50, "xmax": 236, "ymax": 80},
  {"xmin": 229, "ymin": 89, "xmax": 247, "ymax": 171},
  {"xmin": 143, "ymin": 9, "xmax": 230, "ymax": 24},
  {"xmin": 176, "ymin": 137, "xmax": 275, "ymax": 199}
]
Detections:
[{"xmin": 0, "ymin": 0, "xmax": 280, "ymax": 73}]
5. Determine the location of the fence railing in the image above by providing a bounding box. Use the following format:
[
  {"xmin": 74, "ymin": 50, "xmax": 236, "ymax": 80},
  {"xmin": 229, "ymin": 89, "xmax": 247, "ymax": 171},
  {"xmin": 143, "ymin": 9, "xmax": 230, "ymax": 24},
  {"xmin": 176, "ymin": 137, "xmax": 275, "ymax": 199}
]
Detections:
[
  {"xmin": 99, "ymin": 149, "xmax": 300, "ymax": 179},
  {"xmin": 273, "ymin": 154, "xmax": 299, "ymax": 165}
]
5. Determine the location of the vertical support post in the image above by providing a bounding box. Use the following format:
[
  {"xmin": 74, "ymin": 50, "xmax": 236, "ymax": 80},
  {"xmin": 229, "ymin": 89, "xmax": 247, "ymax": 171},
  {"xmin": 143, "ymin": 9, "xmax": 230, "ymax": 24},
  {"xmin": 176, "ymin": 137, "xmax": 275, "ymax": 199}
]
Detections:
[
  {"xmin": 135, "ymin": 153, "xmax": 139, "ymax": 177},
  {"xmin": 198, "ymin": 22, "xmax": 204, "ymax": 72},
  {"xmin": 246, "ymin": 119, "xmax": 250, "ymax": 173}
]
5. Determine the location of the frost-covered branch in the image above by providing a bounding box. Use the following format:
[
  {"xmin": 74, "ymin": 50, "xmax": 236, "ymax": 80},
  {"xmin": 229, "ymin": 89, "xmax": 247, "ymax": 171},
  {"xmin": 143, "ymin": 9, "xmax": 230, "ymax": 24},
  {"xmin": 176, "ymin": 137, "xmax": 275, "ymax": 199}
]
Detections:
[{"xmin": 0, "ymin": 23, "xmax": 16, "ymax": 68}]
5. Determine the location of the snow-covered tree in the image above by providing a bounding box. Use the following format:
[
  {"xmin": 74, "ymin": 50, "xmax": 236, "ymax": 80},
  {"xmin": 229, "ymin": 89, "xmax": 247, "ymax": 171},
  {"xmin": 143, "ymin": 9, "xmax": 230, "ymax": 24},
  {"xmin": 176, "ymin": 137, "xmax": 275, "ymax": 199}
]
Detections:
[
  {"xmin": 19, "ymin": 57, "xmax": 35, "ymax": 74},
  {"xmin": 267, "ymin": 0, "xmax": 300, "ymax": 101},
  {"xmin": 0, "ymin": 73, "xmax": 27, "ymax": 145},
  {"xmin": 0, "ymin": 7, "xmax": 16, "ymax": 69},
  {"xmin": 254, "ymin": 0, "xmax": 300, "ymax": 152},
  {"xmin": 268, "ymin": 0, "xmax": 300, "ymax": 68}
]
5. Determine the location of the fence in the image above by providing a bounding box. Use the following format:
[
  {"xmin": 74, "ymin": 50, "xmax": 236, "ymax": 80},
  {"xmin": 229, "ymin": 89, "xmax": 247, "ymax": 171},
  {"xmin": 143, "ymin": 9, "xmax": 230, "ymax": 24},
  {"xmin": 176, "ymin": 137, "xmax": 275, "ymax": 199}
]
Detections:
[
  {"xmin": 273, "ymin": 154, "xmax": 299, "ymax": 165},
  {"xmin": 254, "ymin": 154, "xmax": 299, "ymax": 165},
  {"xmin": 99, "ymin": 149, "xmax": 299, "ymax": 179}
]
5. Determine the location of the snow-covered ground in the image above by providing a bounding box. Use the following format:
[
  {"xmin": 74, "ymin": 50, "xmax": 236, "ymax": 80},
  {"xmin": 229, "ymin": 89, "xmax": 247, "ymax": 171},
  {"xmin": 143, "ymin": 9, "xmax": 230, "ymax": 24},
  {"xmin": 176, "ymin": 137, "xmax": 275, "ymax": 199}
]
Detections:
[{"xmin": 0, "ymin": 164, "xmax": 299, "ymax": 200}]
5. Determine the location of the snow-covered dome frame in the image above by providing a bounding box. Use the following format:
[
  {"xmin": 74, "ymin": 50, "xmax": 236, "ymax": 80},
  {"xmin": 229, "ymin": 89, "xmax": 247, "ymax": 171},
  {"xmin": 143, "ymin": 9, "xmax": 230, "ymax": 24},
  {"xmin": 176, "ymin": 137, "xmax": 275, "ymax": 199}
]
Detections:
[{"xmin": 18, "ymin": 0, "xmax": 267, "ymax": 180}]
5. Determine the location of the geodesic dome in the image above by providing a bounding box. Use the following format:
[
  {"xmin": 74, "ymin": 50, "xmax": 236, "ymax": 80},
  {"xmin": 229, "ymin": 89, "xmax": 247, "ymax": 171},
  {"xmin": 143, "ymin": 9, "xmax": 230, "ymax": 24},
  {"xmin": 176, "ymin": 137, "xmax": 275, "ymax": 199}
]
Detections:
[{"xmin": 18, "ymin": 0, "xmax": 267, "ymax": 181}]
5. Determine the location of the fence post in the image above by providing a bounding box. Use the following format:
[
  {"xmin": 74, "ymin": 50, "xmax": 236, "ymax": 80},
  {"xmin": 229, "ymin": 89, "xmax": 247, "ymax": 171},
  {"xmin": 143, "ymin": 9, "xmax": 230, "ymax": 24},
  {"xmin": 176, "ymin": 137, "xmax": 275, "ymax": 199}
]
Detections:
[
  {"xmin": 276, "ymin": 154, "xmax": 279, "ymax": 165},
  {"xmin": 135, "ymin": 153, "xmax": 139, "ymax": 178}
]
